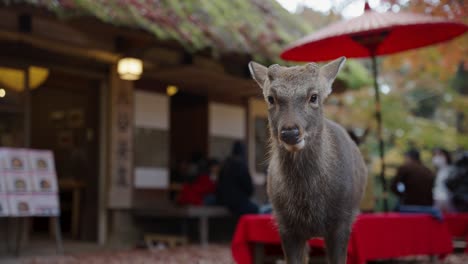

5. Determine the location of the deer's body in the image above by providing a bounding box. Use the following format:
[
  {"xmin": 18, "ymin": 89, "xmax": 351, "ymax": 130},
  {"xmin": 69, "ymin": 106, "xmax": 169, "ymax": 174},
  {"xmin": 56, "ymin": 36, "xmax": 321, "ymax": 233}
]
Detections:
[
  {"xmin": 249, "ymin": 57, "xmax": 367, "ymax": 264},
  {"xmin": 268, "ymin": 119, "xmax": 367, "ymax": 263}
]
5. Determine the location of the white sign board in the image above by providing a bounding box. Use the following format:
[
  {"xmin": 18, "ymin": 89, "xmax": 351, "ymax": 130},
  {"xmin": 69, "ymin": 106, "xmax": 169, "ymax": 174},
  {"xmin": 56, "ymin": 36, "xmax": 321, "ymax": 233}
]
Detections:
[{"xmin": 0, "ymin": 148, "xmax": 60, "ymax": 217}]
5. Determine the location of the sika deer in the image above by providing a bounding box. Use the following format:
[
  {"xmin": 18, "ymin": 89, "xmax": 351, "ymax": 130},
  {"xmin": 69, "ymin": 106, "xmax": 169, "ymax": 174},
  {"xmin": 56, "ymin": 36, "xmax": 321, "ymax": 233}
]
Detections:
[{"xmin": 248, "ymin": 57, "xmax": 367, "ymax": 264}]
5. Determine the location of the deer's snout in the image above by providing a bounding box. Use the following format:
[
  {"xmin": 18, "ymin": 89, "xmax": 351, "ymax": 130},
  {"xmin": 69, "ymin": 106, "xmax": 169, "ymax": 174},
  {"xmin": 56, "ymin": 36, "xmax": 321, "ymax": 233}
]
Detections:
[{"xmin": 280, "ymin": 126, "xmax": 301, "ymax": 145}]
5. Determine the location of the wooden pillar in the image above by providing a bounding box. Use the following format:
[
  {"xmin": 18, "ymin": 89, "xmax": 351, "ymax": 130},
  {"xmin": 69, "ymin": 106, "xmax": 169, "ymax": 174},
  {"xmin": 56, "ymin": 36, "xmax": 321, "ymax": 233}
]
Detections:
[{"xmin": 108, "ymin": 66, "xmax": 134, "ymax": 208}]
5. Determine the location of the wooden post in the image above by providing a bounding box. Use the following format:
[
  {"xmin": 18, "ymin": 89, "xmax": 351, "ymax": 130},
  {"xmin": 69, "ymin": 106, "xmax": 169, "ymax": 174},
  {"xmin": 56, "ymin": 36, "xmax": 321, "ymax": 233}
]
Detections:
[{"xmin": 108, "ymin": 66, "xmax": 134, "ymax": 208}]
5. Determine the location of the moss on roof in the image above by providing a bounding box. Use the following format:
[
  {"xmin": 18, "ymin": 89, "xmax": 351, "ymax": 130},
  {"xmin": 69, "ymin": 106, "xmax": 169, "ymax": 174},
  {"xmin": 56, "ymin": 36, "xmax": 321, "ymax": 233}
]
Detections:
[{"xmin": 1, "ymin": 0, "xmax": 312, "ymax": 63}]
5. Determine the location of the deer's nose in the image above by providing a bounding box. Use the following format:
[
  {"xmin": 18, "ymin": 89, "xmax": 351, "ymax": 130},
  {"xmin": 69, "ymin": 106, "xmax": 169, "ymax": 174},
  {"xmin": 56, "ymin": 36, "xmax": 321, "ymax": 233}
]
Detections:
[{"xmin": 280, "ymin": 126, "xmax": 300, "ymax": 145}]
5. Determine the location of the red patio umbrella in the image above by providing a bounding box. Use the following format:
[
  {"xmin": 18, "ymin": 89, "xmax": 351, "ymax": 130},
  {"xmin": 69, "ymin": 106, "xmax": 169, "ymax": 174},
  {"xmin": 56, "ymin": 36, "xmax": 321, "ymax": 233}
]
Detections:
[{"xmin": 281, "ymin": 3, "xmax": 468, "ymax": 211}]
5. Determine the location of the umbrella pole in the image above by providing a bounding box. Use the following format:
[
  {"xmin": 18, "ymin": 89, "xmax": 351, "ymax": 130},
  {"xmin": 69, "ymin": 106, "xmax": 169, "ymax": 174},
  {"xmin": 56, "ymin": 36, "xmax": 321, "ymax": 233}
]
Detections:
[{"xmin": 371, "ymin": 55, "xmax": 388, "ymax": 212}]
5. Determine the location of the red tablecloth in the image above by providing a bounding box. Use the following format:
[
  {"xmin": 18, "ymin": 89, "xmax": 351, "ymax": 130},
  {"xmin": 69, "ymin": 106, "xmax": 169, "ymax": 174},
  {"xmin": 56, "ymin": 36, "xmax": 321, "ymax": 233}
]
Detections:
[
  {"xmin": 232, "ymin": 213, "xmax": 453, "ymax": 264},
  {"xmin": 350, "ymin": 213, "xmax": 452, "ymax": 264},
  {"xmin": 443, "ymin": 213, "xmax": 468, "ymax": 237},
  {"xmin": 231, "ymin": 215, "xmax": 327, "ymax": 264},
  {"xmin": 443, "ymin": 213, "xmax": 468, "ymax": 253}
]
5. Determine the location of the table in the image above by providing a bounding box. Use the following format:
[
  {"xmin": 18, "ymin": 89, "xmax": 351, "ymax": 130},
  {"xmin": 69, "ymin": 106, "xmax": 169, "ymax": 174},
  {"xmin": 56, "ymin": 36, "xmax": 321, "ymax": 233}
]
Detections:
[
  {"xmin": 443, "ymin": 213, "xmax": 468, "ymax": 253},
  {"xmin": 444, "ymin": 213, "xmax": 468, "ymax": 237},
  {"xmin": 231, "ymin": 215, "xmax": 327, "ymax": 264},
  {"xmin": 232, "ymin": 213, "xmax": 453, "ymax": 264},
  {"xmin": 350, "ymin": 213, "xmax": 452, "ymax": 264}
]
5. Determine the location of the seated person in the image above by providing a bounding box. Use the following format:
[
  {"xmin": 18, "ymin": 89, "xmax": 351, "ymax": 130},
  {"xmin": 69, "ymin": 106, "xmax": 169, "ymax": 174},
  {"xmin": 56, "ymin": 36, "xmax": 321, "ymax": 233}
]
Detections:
[
  {"xmin": 177, "ymin": 159, "xmax": 219, "ymax": 206},
  {"xmin": 391, "ymin": 149, "xmax": 441, "ymax": 219},
  {"xmin": 446, "ymin": 152, "xmax": 468, "ymax": 212},
  {"xmin": 216, "ymin": 141, "xmax": 259, "ymax": 215},
  {"xmin": 432, "ymin": 148, "xmax": 455, "ymax": 212}
]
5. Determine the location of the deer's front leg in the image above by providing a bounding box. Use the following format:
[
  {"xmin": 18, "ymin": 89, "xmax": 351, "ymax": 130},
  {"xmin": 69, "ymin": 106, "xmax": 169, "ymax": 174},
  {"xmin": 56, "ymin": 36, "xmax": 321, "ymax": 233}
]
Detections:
[
  {"xmin": 280, "ymin": 232, "xmax": 308, "ymax": 264},
  {"xmin": 324, "ymin": 223, "xmax": 351, "ymax": 264}
]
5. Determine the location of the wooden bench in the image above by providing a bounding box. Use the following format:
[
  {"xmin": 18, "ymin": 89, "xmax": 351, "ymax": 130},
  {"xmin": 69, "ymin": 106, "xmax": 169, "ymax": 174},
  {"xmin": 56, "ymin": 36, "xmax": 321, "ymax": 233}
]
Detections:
[{"xmin": 134, "ymin": 205, "xmax": 230, "ymax": 246}]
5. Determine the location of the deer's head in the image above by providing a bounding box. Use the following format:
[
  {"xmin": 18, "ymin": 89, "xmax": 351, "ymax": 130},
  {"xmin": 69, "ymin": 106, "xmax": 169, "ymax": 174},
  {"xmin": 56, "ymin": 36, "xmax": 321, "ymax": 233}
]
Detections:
[{"xmin": 249, "ymin": 57, "xmax": 345, "ymax": 152}]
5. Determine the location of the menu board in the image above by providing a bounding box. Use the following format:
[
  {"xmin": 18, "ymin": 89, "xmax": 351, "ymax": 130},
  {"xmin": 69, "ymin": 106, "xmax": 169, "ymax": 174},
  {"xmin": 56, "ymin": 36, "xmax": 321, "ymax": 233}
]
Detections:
[{"xmin": 0, "ymin": 148, "xmax": 60, "ymax": 217}]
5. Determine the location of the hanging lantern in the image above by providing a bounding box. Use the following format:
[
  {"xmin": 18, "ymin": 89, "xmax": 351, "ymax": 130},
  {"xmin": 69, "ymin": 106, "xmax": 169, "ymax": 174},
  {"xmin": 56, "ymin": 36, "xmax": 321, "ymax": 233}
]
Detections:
[
  {"xmin": 0, "ymin": 66, "xmax": 49, "ymax": 91},
  {"xmin": 117, "ymin": 57, "xmax": 143, "ymax": 81}
]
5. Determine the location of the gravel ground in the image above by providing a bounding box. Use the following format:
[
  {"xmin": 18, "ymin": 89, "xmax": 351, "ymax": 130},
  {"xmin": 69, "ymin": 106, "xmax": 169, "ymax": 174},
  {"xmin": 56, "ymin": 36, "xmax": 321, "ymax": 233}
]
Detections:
[
  {"xmin": 16, "ymin": 245, "xmax": 233, "ymax": 264},
  {"xmin": 4, "ymin": 245, "xmax": 468, "ymax": 264}
]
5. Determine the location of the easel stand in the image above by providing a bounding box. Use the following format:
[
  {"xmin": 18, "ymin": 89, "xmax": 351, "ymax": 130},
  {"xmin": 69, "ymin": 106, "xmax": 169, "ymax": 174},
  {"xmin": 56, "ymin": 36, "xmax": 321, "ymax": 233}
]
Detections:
[
  {"xmin": 0, "ymin": 149, "xmax": 63, "ymax": 257},
  {"xmin": 2, "ymin": 216, "xmax": 63, "ymax": 256}
]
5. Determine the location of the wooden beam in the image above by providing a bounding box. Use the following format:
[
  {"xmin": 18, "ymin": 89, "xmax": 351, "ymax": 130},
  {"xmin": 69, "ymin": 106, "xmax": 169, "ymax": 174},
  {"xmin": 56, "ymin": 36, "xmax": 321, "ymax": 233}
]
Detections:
[
  {"xmin": 0, "ymin": 54, "xmax": 108, "ymax": 80},
  {"xmin": 0, "ymin": 29, "xmax": 119, "ymax": 63}
]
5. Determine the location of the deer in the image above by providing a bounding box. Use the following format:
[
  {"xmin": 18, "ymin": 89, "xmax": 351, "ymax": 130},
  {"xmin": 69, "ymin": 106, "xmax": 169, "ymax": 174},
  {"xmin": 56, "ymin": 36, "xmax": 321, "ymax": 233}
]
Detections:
[{"xmin": 248, "ymin": 57, "xmax": 367, "ymax": 264}]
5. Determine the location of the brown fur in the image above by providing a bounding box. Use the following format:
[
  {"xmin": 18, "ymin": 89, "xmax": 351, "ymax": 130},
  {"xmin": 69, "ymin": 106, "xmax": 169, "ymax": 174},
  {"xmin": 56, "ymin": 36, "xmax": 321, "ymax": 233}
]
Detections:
[{"xmin": 249, "ymin": 57, "xmax": 367, "ymax": 264}]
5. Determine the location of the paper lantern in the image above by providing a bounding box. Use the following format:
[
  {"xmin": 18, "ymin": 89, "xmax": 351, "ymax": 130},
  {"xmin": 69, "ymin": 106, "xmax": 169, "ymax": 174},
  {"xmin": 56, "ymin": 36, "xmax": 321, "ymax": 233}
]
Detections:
[{"xmin": 117, "ymin": 57, "xmax": 143, "ymax": 80}]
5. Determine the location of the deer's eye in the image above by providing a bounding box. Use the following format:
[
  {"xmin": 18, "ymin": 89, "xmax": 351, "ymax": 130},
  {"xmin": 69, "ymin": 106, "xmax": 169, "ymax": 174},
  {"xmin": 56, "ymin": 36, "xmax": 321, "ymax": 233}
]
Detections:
[
  {"xmin": 310, "ymin": 94, "xmax": 318, "ymax": 104},
  {"xmin": 267, "ymin": 96, "xmax": 275, "ymax": 105}
]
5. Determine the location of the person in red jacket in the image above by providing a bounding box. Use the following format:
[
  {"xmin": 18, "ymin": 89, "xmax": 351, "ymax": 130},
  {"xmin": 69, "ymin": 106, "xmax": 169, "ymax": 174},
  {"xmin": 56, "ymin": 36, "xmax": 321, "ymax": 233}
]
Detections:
[{"xmin": 177, "ymin": 159, "xmax": 220, "ymax": 206}]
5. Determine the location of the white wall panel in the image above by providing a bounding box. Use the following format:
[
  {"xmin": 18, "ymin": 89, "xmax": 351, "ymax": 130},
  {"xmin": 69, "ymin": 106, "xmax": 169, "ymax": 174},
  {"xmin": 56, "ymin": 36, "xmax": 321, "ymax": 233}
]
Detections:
[
  {"xmin": 209, "ymin": 102, "xmax": 245, "ymax": 139},
  {"xmin": 135, "ymin": 91, "xmax": 169, "ymax": 130}
]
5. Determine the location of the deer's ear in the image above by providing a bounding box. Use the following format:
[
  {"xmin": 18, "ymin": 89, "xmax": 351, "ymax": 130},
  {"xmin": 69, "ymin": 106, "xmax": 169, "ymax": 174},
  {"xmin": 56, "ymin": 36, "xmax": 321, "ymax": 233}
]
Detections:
[
  {"xmin": 248, "ymin": 61, "xmax": 268, "ymax": 88},
  {"xmin": 320, "ymin": 56, "xmax": 346, "ymax": 96}
]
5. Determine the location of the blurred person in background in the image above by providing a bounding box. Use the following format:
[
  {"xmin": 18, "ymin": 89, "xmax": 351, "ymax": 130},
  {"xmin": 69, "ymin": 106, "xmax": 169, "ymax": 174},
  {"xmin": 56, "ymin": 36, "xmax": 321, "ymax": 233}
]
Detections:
[
  {"xmin": 186, "ymin": 151, "xmax": 206, "ymax": 183},
  {"xmin": 177, "ymin": 158, "xmax": 219, "ymax": 206},
  {"xmin": 446, "ymin": 152, "xmax": 468, "ymax": 212},
  {"xmin": 216, "ymin": 141, "xmax": 259, "ymax": 215},
  {"xmin": 432, "ymin": 148, "xmax": 455, "ymax": 212},
  {"xmin": 202, "ymin": 159, "xmax": 221, "ymax": 205},
  {"xmin": 391, "ymin": 149, "xmax": 435, "ymax": 206},
  {"xmin": 391, "ymin": 148, "xmax": 441, "ymax": 219},
  {"xmin": 207, "ymin": 158, "xmax": 221, "ymax": 182}
]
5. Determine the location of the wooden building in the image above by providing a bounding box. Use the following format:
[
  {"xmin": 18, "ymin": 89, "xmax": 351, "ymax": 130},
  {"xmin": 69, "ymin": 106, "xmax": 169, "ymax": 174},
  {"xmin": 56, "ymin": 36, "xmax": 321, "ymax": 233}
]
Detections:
[
  {"xmin": 0, "ymin": 0, "xmax": 312, "ymax": 245},
  {"xmin": 0, "ymin": 0, "xmax": 371, "ymax": 246}
]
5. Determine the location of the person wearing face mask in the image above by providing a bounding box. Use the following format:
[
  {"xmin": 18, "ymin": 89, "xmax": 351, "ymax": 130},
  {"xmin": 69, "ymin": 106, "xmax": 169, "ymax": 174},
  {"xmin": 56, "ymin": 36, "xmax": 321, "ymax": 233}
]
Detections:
[
  {"xmin": 446, "ymin": 152, "xmax": 468, "ymax": 212},
  {"xmin": 432, "ymin": 148, "xmax": 454, "ymax": 212}
]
